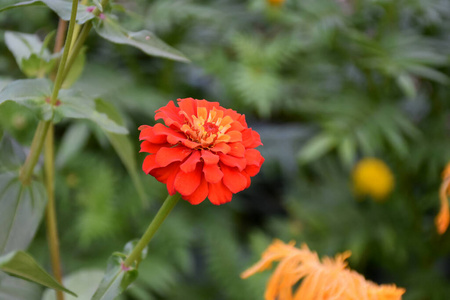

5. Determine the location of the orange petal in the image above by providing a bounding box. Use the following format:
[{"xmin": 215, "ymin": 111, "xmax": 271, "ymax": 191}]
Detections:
[
  {"xmin": 142, "ymin": 155, "xmax": 158, "ymax": 174},
  {"xmin": 201, "ymin": 150, "xmax": 219, "ymax": 164},
  {"xmin": 203, "ymin": 163, "xmax": 223, "ymax": 183},
  {"xmin": 436, "ymin": 178, "xmax": 450, "ymax": 234},
  {"xmin": 150, "ymin": 162, "xmax": 181, "ymax": 195},
  {"xmin": 210, "ymin": 142, "xmax": 231, "ymax": 154},
  {"xmin": 183, "ymin": 177, "xmax": 209, "ymax": 205},
  {"xmin": 140, "ymin": 141, "xmax": 164, "ymax": 154},
  {"xmin": 226, "ymin": 130, "xmax": 242, "ymax": 143},
  {"xmin": 155, "ymin": 147, "xmax": 192, "ymax": 167},
  {"xmin": 152, "ymin": 123, "xmax": 186, "ymax": 144},
  {"xmin": 242, "ymin": 128, "xmax": 263, "ymax": 148},
  {"xmin": 219, "ymin": 153, "xmax": 246, "ymax": 171},
  {"xmin": 245, "ymin": 149, "xmax": 264, "ymax": 166},
  {"xmin": 228, "ymin": 142, "xmax": 245, "ymax": 157},
  {"xmin": 222, "ymin": 165, "xmax": 247, "ymax": 193},
  {"xmin": 180, "ymin": 150, "xmax": 201, "ymax": 173},
  {"xmin": 155, "ymin": 100, "xmax": 183, "ymax": 128},
  {"xmin": 174, "ymin": 165, "xmax": 202, "ymax": 196},
  {"xmin": 177, "ymin": 98, "xmax": 197, "ymax": 123},
  {"xmin": 139, "ymin": 125, "xmax": 167, "ymax": 143},
  {"xmin": 208, "ymin": 182, "xmax": 232, "ymax": 205}
]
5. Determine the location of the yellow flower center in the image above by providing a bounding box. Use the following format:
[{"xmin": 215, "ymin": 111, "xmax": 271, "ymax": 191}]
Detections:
[{"xmin": 180, "ymin": 107, "xmax": 233, "ymax": 148}]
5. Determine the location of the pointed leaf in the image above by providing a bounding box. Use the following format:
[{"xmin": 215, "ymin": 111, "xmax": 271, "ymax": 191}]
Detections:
[
  {"xmin": 0, "ymin": 78, "xmax": 53, "ymax": 120},
  {"xmin": 95, "ymin": 99, "xmax": 146, "ymax": 203},
  {"xmin": 4, "ymin": 31, "xmax": 56, "ymax": 78},
  {"xmin": 0, "ymin": 0, "xmax": 95, "ymax": 24},
  {"xmin": 42, "ymin": 269, "xmax": 105, "ymax": 300},
  {"xmin": 56, "ymin": 89, "xmax": 128, "ymax": 134},
  {"xmin": 0, "ymin": 251, "xmax": 76, "ymax": 296},
  {"xmin": 0, "ymin": 172, "xmax": 47, "ymax": 255},
  {"xmin": 0, "ymin": 274, "xmax": 42, "ymax": 300},
  {"xmin": 93, "ymin": 15, "xmax": 189, "ymax": 62},
  {"xmin": 0, "ymin": 134, "xmax": 26, "ymax": 172},
  {"xmin": 298, "ymin": 133, "xmax": 337, "ymax": 164},
  {"xmin": 55, "ymin": 122, "xmax": 90, "ymax": 169}
]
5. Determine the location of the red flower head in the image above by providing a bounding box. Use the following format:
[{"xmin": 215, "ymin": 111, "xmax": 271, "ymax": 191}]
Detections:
[{"xmin": 139, "ymin": 98, "xmax": 264, "ymax": 205}]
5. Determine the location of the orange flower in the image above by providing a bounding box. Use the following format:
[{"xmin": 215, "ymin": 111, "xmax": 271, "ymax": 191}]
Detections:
[
  {"xmin": 242, "ymin": 240, "xmax": 405, "ymax": 300},
  {"xmin": 435, "ymin": 163, "xmax": 450, "ymax": 234},
  {"xmin": 267, "ymin": 0, "xmax": 285, "ymax": 7},
  {"xmin": 139, "ymin": 98, "xmax": 264, "ymax": 205}
]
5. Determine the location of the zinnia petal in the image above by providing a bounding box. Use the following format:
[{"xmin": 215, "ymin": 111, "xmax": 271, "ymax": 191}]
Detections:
[
  {"xmin": 184, "ymin": 177, "xmax": 209, "ymax": 205},
  {"xmin": 174, "ymin": 164, "xmax": 203, "ymax": 196},
  {"xmin": 201, "ymin": 149, "xmax": 219, "ymax": 164},
  {"xmin": 150, "ymin": 162, "xmax": 181, "ymax": 195},
  {"xmin": 180, "ymin": 150, "xmax": 201, "ymax": 173},
  {"xmin": 155, "ymin": 147, "xmax": 192, "ymax": 167},
  {"xmin": 155, "ymin": 100, "xmax": 183, "ymax": 128},
  {"xmin": 203, "ymin": 163, "xmax": 223, "ymax": 183},
  {"xmin": 142, "ymin": 155, "xmax": 158, "ymax": 174},
  {"xmin": 222, "ymin": 165, "xmax": 248, "ymax": 193},
  {"xmin": 208, "ymin": 182, "xmax": 232, "ymax": 205}
]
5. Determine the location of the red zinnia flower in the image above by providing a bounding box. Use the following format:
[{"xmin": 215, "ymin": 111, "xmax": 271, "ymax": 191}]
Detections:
[{"xmin": 139, "ymin": 98, "xmax": 264, "ymax": 205}]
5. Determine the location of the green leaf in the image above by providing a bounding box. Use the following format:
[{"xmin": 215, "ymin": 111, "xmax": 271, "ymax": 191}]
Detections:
[
  {"xmin": 93, "ymin": 15, "xmax": 189, "ymax": 62},
  {"xmin": 0, "ymin": 80, "xmax": 127, "ymax": 133},
  {"xmin": 0, "ymin": 134, "xmax": 26, "ymax": 173},
  {"xmin": 0, "ymin": 251, "xmax": 76, "ymax": 296},
  {"xmin": 0, "ymin": 172, "xmax": 47, "ymax": 256},
  {"xmin": 396, "ymin": 74, "xmax": 417, "ymax": 99},
  {"xmin": 95, "ymin": 99, "xmax": 146, "ymax": 204},
  {"xmin": 91, "ymin": 253, "xmax": 138, "ymax": 300},
  {"xmin": 57, "ymin": 89, "xmax": 128, "ymax": 134},
  {"xmin": 0, "ymin": 0, "xmax": 95, "ymax": 24},
  {"xmin": 0, "ymin": 78, "xmax": 52, "ymax": 105},
  {"xmin": 124, "ymin": 240, "xmax": 148, "ymax": 267},
  {"xmin": 42, "ymin": 269, "xmax": 105, "ymax": 300},
  {"xmin": 0, "ymin": 274, "xmax": 42, "ymax": 300},
  {"xmin": 4, "ymin": 31, "xmax": 57, "ymax": 78},
  {"xmin": 55, "ymin": 122, "xmax": 90, "ymax": 169},
  {"xmin": 298, "ymin": 133, "xmax": 337, "ymax": 164},
  {"xmin": 337, "ymin": 136, "xmax": 356, "ymax": 169},
  {"xmin": 0, "ymin": 78, "xmax": 53, "ymax": 120}
]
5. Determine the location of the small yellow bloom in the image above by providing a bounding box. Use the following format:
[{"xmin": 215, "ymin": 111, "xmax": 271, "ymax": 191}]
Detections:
[
  {"xmin": 436, "ymin": 163, "xmax": 450, "ymax": 234},
  {"xmin": 352, "ymin": 158, "xmax": 394, "ymax": 201},
  {"xmin": 241, "ymin": 240, "xmax": 405, "ymax": 300}
]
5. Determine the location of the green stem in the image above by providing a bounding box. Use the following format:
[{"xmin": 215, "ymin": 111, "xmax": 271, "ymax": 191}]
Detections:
[
  {"xmin": 19, "ymin": 121, "xmax": 50, "ymax": 185},
  {"xmin": 61, "ymin": 22, "xmax": 93, "ymax": 83},
  {"xmin": 123, "ymin": 193, "xmax": 181, "ymax": 267},
  {"xmin": 50, "ymin": 0, "xmax": 79, "ymax": 104},
  {"xmin": 44, "ymin": 124, "xmax": 64, "ymax": 300}
]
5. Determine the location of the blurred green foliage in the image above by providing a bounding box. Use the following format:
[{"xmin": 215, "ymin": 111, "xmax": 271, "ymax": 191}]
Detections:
[{"xmin": 1, "ymin": 0, "xmax": 450, "ymax": 299}]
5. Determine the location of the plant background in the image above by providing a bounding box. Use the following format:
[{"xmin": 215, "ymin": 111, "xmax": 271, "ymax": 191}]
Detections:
[{"xmin": 1, "ymin": 0, "xmax": 450, "ymax": 299}]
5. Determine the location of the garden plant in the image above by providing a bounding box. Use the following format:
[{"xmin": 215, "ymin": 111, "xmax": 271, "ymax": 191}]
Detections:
[{"xmin": 0, "ymin": 0, "xmax": 449, "ymax": 299}]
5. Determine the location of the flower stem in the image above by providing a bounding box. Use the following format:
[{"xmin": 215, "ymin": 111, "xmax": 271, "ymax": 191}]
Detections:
[
  {"xmin": 50, "ymin": 0, "xmax": 79, "ymax": 104},
  {"xmin": 61, "ymin": 22, "xmax": 93, "ymax": 83},
  {"xmin": 19, "ymin": 121, "xmax": 50, "ymax": 185},
  {"xmin": 53, "ymin": 19, "xmax": 68, "ymax": 54},
  {"xmin": 44, "ymin": 124, "xmax": 64, "ymax": 300},
  {"xmin": 123, "ymin": 193, "xmax": 181, "ymax": 267}
]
